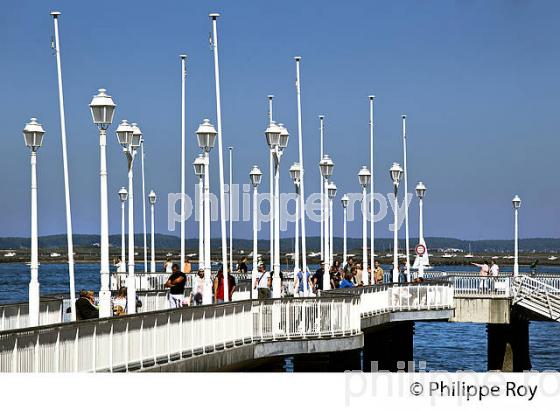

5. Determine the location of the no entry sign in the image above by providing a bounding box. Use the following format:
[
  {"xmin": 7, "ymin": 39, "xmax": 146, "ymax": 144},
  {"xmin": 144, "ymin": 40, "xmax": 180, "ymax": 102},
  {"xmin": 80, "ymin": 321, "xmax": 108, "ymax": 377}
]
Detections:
[{"xmin": 415, "ymin": 244, "xmax": 426, "ymax": 256}]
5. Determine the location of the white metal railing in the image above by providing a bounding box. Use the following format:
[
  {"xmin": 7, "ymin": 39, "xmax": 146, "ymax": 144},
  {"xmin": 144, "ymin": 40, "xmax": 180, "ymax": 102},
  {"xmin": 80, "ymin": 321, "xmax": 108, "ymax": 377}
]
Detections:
[
  {"xmin": 450, "ymin": 275, "xmax": 512, "ymax": 298},
  {"xmin": 512, "ymin": 275, "xmax": 560, "ymax": 321},
  {"xmin": 0, "ymin": 299, "xmax": 64, "ymax": 331},
  {"xmin": 332, "ymin": 283, "xmax": 454, "ymax": 317},
  {"xmin": 0, "ymin": 295, "xmax": 360, "ymax": 373}
]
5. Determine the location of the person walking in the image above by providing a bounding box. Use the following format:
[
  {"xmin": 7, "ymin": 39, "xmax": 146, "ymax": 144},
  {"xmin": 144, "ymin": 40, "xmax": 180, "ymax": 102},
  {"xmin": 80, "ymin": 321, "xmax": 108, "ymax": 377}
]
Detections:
[
  {"xmin": 254, "ymin": 262, "xmax": 271, "ymax": 299},
  {"xmin": 293, "ymin": 269, "xmax": 311, "ymax": 297},
  {"xmin": 214, "ymin": 266, "xmax": 237, "ymax": 303},
  {"xmin": 312, "ymin": 261, "xmax": 325, "ymax": 294},
  {"xmin": 164, "ymin": 264, "xmax": 186, "ymax": 308},
  {"xmin": 189, "ymin": 268, "xmax": 205, "ymax": 306}
]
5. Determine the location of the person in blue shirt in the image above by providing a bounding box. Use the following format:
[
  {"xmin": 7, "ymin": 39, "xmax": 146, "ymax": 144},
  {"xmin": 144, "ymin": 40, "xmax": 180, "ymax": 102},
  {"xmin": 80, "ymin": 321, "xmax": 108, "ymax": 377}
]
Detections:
[
  {"xmin": 339, "ymin": 273, "xmax": 355, "ymax": 289},
  {"xmin": 293, "ymin": 269, "xmax": 311, "ymax": 296}
]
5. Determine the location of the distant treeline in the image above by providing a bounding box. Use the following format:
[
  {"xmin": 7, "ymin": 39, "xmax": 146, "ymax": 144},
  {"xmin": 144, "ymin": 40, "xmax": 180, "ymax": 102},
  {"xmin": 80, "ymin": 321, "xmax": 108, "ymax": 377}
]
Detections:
[{"xmin": 0, "ymin": 234, "xmax": 559, "ymax": 253}]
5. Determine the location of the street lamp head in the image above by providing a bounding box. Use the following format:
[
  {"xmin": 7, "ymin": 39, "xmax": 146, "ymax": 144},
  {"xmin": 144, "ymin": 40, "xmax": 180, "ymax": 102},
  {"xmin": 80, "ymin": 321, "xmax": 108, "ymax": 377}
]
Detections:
[
  {"xmin": 416, "ymin": 181, "xmax": 427, "ymax": 199},
  {"xmin": 196, "ymin": 119, "xmax": 217, "ymax": 152},
  {"xmin": 358, "ymin": 166, "xmax": 371, "ymax": 188},
  {"xmin": 278, "ymin": 123, "xmax": 289, "ymax": 149},
  {"xmin": 265, "ymin": 121, "xmax": 282, "ymax": 148},
  {"xmin": 319, "ymin": 154, "xmax": 334, "ymax": 179},
  {"xmin": 327, "ymin": 182, "xmax": 337, "ymax": 199},
  {"xmin": 22, "ymin": 118, "xmax": 45, "ymax": 151},
  {"xmin": 118, "ymin": 187, "xmax": 128, "ymax": 202},
  {"xmin": 249, "ymin": 165, "xmax": 263, "ymax": 187},
  {"xmin": 193, "ymin": 154, "xmax": 205, "ymax": 177},
  {"xmin": 369, "ymin": 95, "xmax": 375, "ymax": 100},
  {"xmin": 50, "ymin": 11, "xmax": 61, "ymax": 17},
  {"xmin": 130, "ymin": 123, "xmax": 142, "ymax": 149},
  {"xmin": 390, "ymin": 162, "xmax": 403, "ymax": 186},
  {"xmin": 89, "ymin": 88, "xmax": 116, "ymax": 130},
  {"xmin": 209, "ymin": 12, "xmax": 221, "ymax": 19},
  {"xmin": 341, "ymin": 194, "xmax": 349, "ymax": 208},
  {"xmin": 289, "ymin": 162, "xmax": 301, "ymax": 183},
  {"xmin": 148, "ymin": 190, "xmax": 157, "ymax": 205},
  {"xmin": 512, "ymin": 195, "xmax": 521, "ymax": 209},
  {"xmin": 115, "ymin": 120, "xmax": 134, "ymax": 148}
]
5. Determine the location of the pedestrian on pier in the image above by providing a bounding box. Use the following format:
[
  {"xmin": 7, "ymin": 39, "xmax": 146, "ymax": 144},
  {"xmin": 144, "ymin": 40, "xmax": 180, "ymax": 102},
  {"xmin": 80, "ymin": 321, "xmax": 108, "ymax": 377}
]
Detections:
[
  {"xmin": 75, "ymin": 290, "xmax": 99, "ymax": 320},
  {"xmin": 112, "ymin": 287, "xmax": 127, "ymax": 316},
  {"xmin": 490, "ymin": 260, "xmax": 499, "ymax": 276},
  {"xmin": 165, "ymin": 264, "xmax": 186, "ymax": 308},
  {"xmin": 374, "ymin": 261, "xmax": 384, "ymax": 284},
  {"xmin": 472, "ymin": 261, "xmax": 490, "ymax": 292},
  {"xmin": 339, "ymin": 273, "xmax": 355, "ymax": 288},
  {"xmin": 293, "ymin": 269, "xmax": 311, "ymax": 297},
  {"xmin": 190, "ymin": 268, "xmax": 205, "ymax": 306},
  {"xmin": 163, "ymin": 257, "xmax": 173, "ymax": 273},
  {"xmin": 237, "ymin": 257, "xmax": 248, "ymax": 273},
  {"xmin": 183, "ymin": 257, "xmax": 192, "ymax": 275},
  {"xmin": 214, "ymin": 266, "xmax": 236, "ymax": 303},
  {"xmin": 312, "ymin": 261, "xmax": 325, "ymax": 293},
  {"xmin": 254, "ymin": 262, "xmax": 271, "ymax": 299}
]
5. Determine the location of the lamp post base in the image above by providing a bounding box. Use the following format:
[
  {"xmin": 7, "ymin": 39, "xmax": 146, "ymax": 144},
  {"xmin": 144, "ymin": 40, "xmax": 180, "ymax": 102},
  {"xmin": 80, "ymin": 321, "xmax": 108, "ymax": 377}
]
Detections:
[
  {"xmin": 28, "ymin": 280, "xmax": 40, "ymax": 327},
  {"xmin": 98, "ymin": 289, "xmax": 112, "ymax": 318}
]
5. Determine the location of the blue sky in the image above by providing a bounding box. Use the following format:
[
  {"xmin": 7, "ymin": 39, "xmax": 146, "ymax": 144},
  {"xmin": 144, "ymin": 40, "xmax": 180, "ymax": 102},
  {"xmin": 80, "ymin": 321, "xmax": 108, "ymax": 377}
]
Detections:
[{"xmin": 0, "ymin": 0, "xmax": 559, "ymax": 241}]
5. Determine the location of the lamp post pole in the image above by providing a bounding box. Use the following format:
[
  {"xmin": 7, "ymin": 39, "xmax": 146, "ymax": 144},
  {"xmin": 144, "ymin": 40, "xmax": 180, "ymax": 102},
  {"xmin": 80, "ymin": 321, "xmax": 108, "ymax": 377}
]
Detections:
[
  {"xmin": 415, "ymin": 182, "xmax": 426, "ymax": 278},
  {"xmin": 341, "ymin": 195, "xmax": 349, "ymax": 266},
  {"xmin": 319, "ymin": 155, "xmax": 334, "ymax": 290},
  {"xmin": 89, "ymin": 88, "xmax": 116, "ymax": 318},
  {"xmin": 141, "ymin": 139, "xmax": 148, "ymax": 273},
  {"xmin": 402, "ymin": 115, "xmax": 411, "ymax": 281},
  {"xmin": 319, "ymin": 115, "xmax": 325, "ymax": 261},
  {"xmin": 119, "ymin": 188, "xmax": 127, "ymax": 271},
  {"xmin": 196, "ymin": 119, "xmax": 218, "ymax": 304},
  {"xmin": 229, "ymin": 146, "xmax": 233, "ymax": 272},
  {"xmin": 149, "ymin": 191, "xmax": 157, "ymax": 273},
  {"xmin": 194, "ymin": 155, "xmax": 204, "ymax": 282},
  {"xmin": 358, "ymin": 167, "xmax": 371, "ymax": 285},
  {"xmin": 369, "ymin": 96, "xmax": 375, "ymax": 275},
  {"xmin": 116, "ymin": 120, "xmax": 141, "ymax": 313},
  {"xmin": 295, "ymin": 56, "xmax": 308, "ymax": 278},
  {"xmin": 209, "ymin": 13, "xmax": 229, "ymax": 301},
  {"xmin": 513, "ymin": 195, "xmax": 521, "ymax": 276},
  {"xmin": 50, "ymin": 11, "xmax": 76, "ymax": 321},
  {"xmin": 180, "ymin": 54, "xmax": 187, "ymax": 271},
  {"xmin": 23, "ymin": 118, "xmax": 45, "ymax": 327},
  {"xmin": 250, "ymin": 166, "xmax": 262, "ymax": 299},
  {"xmin": 267, "ymin": 95, "xmax": 274, "ymax": 280},
  {"xmin": 328, "ymin": 182, "xmax": 337, "ymax": 269},
  {"xmin": 390, "ymin": 162, "xmax": 403, "ymax": 283},
  {"xmin": 289, "ymin": 163, "xmax": 301, "ymax": 276}
]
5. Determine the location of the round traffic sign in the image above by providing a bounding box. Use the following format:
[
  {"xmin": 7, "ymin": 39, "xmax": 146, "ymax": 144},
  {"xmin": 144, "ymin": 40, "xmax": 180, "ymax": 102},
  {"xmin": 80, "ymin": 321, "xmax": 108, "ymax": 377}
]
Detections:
[{"xmin": 415, "ymin": 244, "xmax": 426, "ymax": 256}]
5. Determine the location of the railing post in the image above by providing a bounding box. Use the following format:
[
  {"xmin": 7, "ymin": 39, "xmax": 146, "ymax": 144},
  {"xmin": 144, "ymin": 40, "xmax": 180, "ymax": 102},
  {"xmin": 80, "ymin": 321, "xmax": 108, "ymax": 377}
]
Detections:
[
  {"xmin": 34, "ymin": 332, "xmax": 39, "ymax": 373},
  {"xmin": 330, "ymin": 300, "xmax": 335, "ymax": 337},
  {"xmin": 55, "ymin": 330, "xmax": 60, "ymax": 373},
  {"xmin": 286, "ymin": 301, "xmax": 291, "ymax": 340},
  {"xmin": 125, "ymin": 321, "xmax": 130, "ymax": 371},
  {"xmin": 153, "ymin": 317, "xmax": 157, "ymax": 364},
  {"xmin": 317, "ymin": 299, "xmax": 321, "ymax": 338},
  {"xmin": 12, "ymin": 337, "xmax": 17, "ymax": 373},
  {"xmin": 92, "ymin": 325, "xmax": 97, "ymax": 373},
  {"xmin": 167, "ymin": 314, "xmax": 171, "ymax": 362},
  {"xmin": 109, "ymin": 322, "xmax": 113, "ymax": 373},
  {"xmin": 74, "ymin": 327, "xmax": 79, "ymax": 372}
]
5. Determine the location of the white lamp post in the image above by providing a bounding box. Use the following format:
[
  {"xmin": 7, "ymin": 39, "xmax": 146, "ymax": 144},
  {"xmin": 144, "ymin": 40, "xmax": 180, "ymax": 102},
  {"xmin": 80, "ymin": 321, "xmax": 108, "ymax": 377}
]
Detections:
[
  {"xmin": 327, "ymin": 182, "xmax": 337, "ymax": 270},
  {"xmin": 341, "ymin": 194, "xmax": 349, "ymax": 266},
  {"xmin": 266, "ymin": 121, "xmax": 288, "ymax": 298},
  {"xmin": 295, "ymin": 57, "xmax": 308, "ymax": 279},
  {"xmin": 209, "ymin": 13, "xmax": 230, "ymax": 302},
  {"xmin": 250, "ymin": 165, "xmax": 263, "ymax": 299},
  {"xmin": 319, "ymin": 115, "xmax": 325, "ymax": 261},
  {"xmin": 513, "ymin": 195, "xmax": 521, "ymax": 276},
  {"xmin": 89, "ymin": 88, "xmax": 116, "ymax": 318},
  {"xmin": 228, "ymin": 146, "xmax": 233, "ymax": 273},
  {"xmin": 358, "ymin": 166, "xmax": 371, "ymax": 285},
  {"xmin": 23, "ymin": 118, "xmax": 45, "ymax": 326},
  {"xmin": 193, "ymin": 154, "xmax": 205, "ymax": 285},
  {"xmin": 401, "ymin": 115, "xmax": 411, "ymax": 281},
  {"xmin": 319, "ymin": 154, "xmax": 334, "ymax": 290},
  {"xmin": 267, "ymin": 96, "xmax": 275, "ymax": 285},
  {"xmin": 116, "ymin": 119, "xmax": 141, "ymax": 313},
  {"xmin": 415, "ymin": 182, "xmax": 427, "ymax": 278},
  {"xmin": 180, "ymin": 54, "xmax": 187, "ymax": 271},
  {"xmin": 390, "ymin": 162, "xmax": 403, "ymax": 283},
  {"xmin": 149, "ymin": 190, "xmax": 157, "ymax": 273},
  {"xmin": 118, "ymin": 187, "xmax": 128, "ymax": 272},
  {"xmin": 369, "ymin": 96, "xmax": 376, "ymax": 279},
  {"xmin": 196, "ymin": 119, "xmax": 217, "ymax": 304},
  {"xmin": 289, "ymin": 162, "xmax": 302, "ymax": 280},
  {"xmin": 50, "ymin": 11, "xmax": 76, "ymax": 321},
  {"xmin": 140, "ymin": 136, "xmax": 148, "ymax": 273}
]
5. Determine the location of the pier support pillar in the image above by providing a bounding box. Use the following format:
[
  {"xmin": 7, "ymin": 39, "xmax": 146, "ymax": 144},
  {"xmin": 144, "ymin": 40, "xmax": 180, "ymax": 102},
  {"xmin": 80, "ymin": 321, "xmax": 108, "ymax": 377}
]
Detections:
[
  {"xmin": 363, "ymin": 322, "xmax": 414, "ymax": 372},
  {"xmin": 487, "ymin": 318, "xmax": 531, "ymax": 372}
]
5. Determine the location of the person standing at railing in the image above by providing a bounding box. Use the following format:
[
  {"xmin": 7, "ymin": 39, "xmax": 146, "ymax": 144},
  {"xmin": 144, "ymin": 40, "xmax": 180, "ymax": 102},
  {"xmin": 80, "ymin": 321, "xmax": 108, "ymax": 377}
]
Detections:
[
  {"xmin": 312, "ymin": 261, "xmax": 325, "ymax": 293},
  {"xmin": 490, "ymin": 260, "xmax": 499, "ymax": 276},
  {"xmin": 254, "ymin": 262, "xmax": 271, "ymax": 299},
  {"xmin": 183, "ymin": 257, "xmax": 192, "ymax": 275},
  {"xmin": 237, "ymin": 257, "xmax": 248, "ymax": 273},
  {"xmin": 75, "ymin": 290, "xmax": 99, "ymax": 320},
  {"xmin": 373, "ymin": 261, "xmax": 384, "ymax": 284},
  {"xmin": 163, "ymin": 257, "xmax": 173, "ymax": 273},
  {"xmin": 189, "ymin": 268, "xmax": 205, "ymax": 306},
  {"xmin": 214, "ymin": 266, "xmax": 236, "ymax": 303},
  {"xmin": 339, "ymin": 272, "xmax": 355, "ymax": 288},
  {"xmin": 164, "ymin": 264, "xmax": 186, "ymax": 308},
  {"xmin": 472, "ymin": 261, "xmax": 490, "ymax": 292},
  {"xmin": 114, "ymin": 257, "xmax": 126, "ymax": 273}
]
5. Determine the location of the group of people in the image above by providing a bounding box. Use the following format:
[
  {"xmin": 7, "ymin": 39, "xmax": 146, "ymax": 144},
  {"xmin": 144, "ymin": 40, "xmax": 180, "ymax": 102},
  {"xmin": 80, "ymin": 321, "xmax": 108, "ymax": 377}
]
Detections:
[
  {"xmin": 307, "ymin": 258, "xmax": 386, "ymax": 294},
  {"xmin": 73, "ymin": 287, "xmax": 141, "ymax": 320},
  {"xmin": 164, "ymin": 262, "xmax": 237, "ymax": 307}
]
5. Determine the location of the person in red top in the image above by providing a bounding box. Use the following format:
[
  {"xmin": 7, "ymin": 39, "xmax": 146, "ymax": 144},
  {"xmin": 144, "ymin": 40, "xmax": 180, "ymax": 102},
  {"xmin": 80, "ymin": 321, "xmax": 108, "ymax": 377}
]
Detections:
[{"xmin": 213, "ymin": 266, "xmax": 236, "ymax": 303}]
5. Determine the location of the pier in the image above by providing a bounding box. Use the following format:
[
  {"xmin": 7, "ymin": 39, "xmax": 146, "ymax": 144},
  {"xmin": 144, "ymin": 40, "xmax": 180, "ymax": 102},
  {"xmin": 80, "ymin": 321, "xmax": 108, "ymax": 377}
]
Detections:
[{"xmin": 0, "ymin": 272, "xmax": 558, "ymax": 372}]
